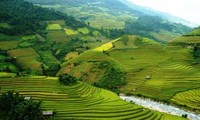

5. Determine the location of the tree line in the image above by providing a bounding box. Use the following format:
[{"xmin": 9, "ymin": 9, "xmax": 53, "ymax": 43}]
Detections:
[{"xmin": 0, "ymin": 0, "xmax": 85, "ymax": 35}]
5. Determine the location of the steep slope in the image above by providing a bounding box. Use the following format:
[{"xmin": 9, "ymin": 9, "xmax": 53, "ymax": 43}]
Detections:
[
  {"xmin": 58, "ymin": 34, "xmax": 200, "ymax": 112},
  {"xmin": 0, "ymin": 0, "xmax": 110, "ymax": 75},
  {"xmin": 0, "ymin": 0, "xmax": 85, "ymax": 35},
  {"xmin": 26, "ymin": 0, "xmax": 192, "ymax": 42}
]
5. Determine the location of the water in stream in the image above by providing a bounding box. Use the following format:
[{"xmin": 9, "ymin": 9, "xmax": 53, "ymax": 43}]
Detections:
[{"xmin": 120, "ymin": 96, "xmax": 200, "ymax": 120}]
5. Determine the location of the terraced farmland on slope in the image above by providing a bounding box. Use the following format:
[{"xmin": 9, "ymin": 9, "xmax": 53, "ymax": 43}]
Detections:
[
  {"xmin": 0, "ymin": 77, "xmax": 184, "ymax": 120},
  {"xmin": 171, "ymin": 88, "xmax": 200, "ymax": 110},
  {"xmin": 7, "ymin": 48, "xmax": 41, "ymax": 71},
  {"xmin": 46, "ymin": 24, "xmax": 62, "ymax": 30},
  {"xmin": 0, "ymin": 41, "xmax": 19, "ymax": 50},
  {"xmin": 94, "ymin": 38, "xmax": 120, "ymax": 52}
]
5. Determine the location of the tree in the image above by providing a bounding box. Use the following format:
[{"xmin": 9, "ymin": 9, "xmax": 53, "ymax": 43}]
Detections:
[
  {"xmin": 0, "ymin": 91, "xmax": 44, "ymax": 120},
  {"xmin": 94, "ymin": 62, "xmax": 126, "ymax": 93},
  {"xmin": 59, "ymin": 74, "xmax": 78, "ymax": 85}
]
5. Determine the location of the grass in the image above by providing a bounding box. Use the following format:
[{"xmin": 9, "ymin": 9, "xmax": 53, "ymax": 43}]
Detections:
[
  {"xmin": 78, "ymin": 27, "xmax": 89, "ymax": 35},
  {"xmin": 0, "ymin": 41, "xmax": 19, "ymax": 50},
  {"xmin": 0, "ymin": 77, "xmax": 186, "ymax": 120},
  {"xmin": 7, "ymin": 48, "xmax": 41, "ymax": 71},
  {"xmin": 46, "ymin": 24, "xmax": 62, "ymax": 30},
  {"xmin": 63, "ymin": 28, "xmax": 79, "ymax": 35}
]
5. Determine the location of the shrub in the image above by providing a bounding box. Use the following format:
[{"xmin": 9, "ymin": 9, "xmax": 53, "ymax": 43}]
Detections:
[
  {"xmin": 182, "ymin": 114, "xmax": 188, "ymax": 118},
  {"xmin": 94, "ymin": 62, "xmax": 126, "ymax": 93},
  {"xmin": 59, "ymin": 74, "xmax": 78, "ymax": 85}
]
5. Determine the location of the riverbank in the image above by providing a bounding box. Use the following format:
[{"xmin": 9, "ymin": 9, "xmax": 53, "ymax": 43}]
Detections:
[{"xmin": 120, "ymin": 95, "xmax": 200, "ymax": 120}]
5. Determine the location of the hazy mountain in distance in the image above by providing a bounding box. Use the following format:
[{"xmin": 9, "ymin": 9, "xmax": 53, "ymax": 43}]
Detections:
[
  {"xmin": 26, "ymin": 0, "xmax": 192, "ymax": 42},
  {"xmin": 119, "ymin": 0, "xmax": 198, "ymax": 27}
]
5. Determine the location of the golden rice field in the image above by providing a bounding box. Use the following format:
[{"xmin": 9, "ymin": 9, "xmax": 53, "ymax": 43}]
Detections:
[{"xmin": 94, "ymin": 38, "xmax": 120, "ymax": 52}]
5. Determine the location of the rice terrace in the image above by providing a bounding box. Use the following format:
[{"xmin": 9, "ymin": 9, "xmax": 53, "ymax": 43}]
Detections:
[{"xmin": 0, "ymin": 0, "xmax": 200, "ymax": 120}]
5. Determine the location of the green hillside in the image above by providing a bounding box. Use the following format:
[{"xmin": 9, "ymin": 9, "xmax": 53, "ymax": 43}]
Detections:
[
  {"xmin": 26, "ymin": 0, "xmax": 192, "ymax": 42},
  {"xmin": 0, "ymin": 0, "xmax": 199, "ymax": 119},
  {"xmin": 0, "ymin": 77, "xmax": 185, "ymax": 120},
  {"xmin": 0, "ymin": 0, "xmax": 112, "ymax": 75},
  {"xmin": 170, "ymin": 27, "xmax": 200, "ymax": 45},
  {"xmin": 58, "ymin": 34, "xmax": 200, "ymax": 112}
]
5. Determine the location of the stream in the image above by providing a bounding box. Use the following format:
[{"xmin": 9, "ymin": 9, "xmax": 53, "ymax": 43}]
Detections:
[{"xmin": 120, "ymin": 96, "xmax": 200, "ymax": 120}]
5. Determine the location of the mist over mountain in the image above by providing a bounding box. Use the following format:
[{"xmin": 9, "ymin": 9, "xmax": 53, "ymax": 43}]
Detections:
[{"xmin": 120, "ymin": 0, "xmax": 198, "ymax": 27}]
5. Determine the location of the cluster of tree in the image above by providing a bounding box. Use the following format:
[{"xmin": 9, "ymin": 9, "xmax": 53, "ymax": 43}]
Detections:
[
  {"xmin": 0, "ymin": 50, "xmax": 20, "ymax": 73},
  {"xmin": 41, "ymin": 64, "xmax": 60, "ymax": 76},
  {"xmin": 94, "ymin": 62, "xmax": 126, "ymax": 93},
  {"xmin": 59, "ymin": 74, "xmax": 78, "ymax": 85},
  {"xmin": 193, "ymin": 44, "xmax": 200, "ymax": 61},
  {"xmin": 0, "ymin": 91, "xmax": 44, "ymax": 120},
  {"xmin": 0, "ymin": 0, "xmax": 85, "ymax": 35}
]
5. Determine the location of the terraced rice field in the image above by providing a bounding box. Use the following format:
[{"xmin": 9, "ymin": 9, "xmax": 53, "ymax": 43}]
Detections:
[
  {"xmin": 171, "ymin": 36, "xmax": 200, "ymax": 44},
  {"xmin": 186, "ymin": 28, "xmax": 200, "ymax": 36},
  {"xmin": 59, "ymin": 35, "xmax": 200, "ymax": 106},
  {"xmin": 0, "ymin": 41, "xmax": 19, "ymax": 50},
  {"xmin": 171, "ymin": 89, "xmax": 200, "ymax": 110},
  {"xmin": 47, "ymin": 30, "xmax": 68, "ymax": 43},
  {"xmin": 94, "ymin": 38, "xmax": 120, "ymax": 52},
  {"xmin": 78, "ymin": 27, "xmax": 89, "ymax": 35},
  {"xmin": 64, "ymin": 28, "xmax": 79, "ymax": 35},
  {"xmin": 0, "ymin": 77, "xmax": 185, "ymax": 120},
  {"xmin": 161, "ymin": 62, "xmax": 196, "ymax": 74},
  {"xmin": 7, "ymin": 48, "xmax": 41, "ymax": 71},
  {"xmin": 46, "ymin": 24, "xmax": 62, "ymax": 30},
  {"xmin": 64, "ymin": 52, "xmax": 79, "ymax": 60}
]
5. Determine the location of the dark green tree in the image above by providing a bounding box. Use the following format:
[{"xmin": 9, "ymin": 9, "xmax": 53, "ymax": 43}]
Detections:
[
  {"xmin": 59, "ymin": 74, "xmax": 78, "ymax": 85},
  {"xmin": 0, "ymin": 91, "xmax": 44, "ymax": 120}
]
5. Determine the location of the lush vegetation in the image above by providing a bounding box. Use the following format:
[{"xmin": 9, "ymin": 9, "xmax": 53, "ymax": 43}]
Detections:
[
  {"xmin": 0, "ymin": 0, "xmax": 85, "ymax": 35},
  {"xmin": 0, "ymin": 91, "xmax": 43, "ymax": 120},
  {"xmin": 59, "ymin": 74, "xmax": 78, "ymax": 85},
  {"xmin": 0, "ymin": 0, "xmax": 200, "ymax": 119},
  {"xmin": 58, "ymin": 34, "xmax": 200, "ymax": 113},
  {"xmin": 0, "ymin": 77, "xmax": 186, "ymax": 120},
  {"xmin": 125, "ymin": 15, "xmax": 191, "ymax": 42},
  {"xmin": 94, "ymin": 62, "xmax": 126, "ymax": 93},
  {"xmin": 26, "ymin": 0, "xmax": 192, "ymax": 42}
]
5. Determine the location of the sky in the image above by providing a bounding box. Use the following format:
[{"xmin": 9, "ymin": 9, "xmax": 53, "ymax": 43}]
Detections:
[{"xmin": 128, "ymin": 0, "xmax": 200, "ymax": 25}]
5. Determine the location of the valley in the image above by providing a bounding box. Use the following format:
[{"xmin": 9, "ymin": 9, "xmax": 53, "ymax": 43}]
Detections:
[{"xmin": 0, "ymin": 0, "xmax": 200, "ymax": 120}]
